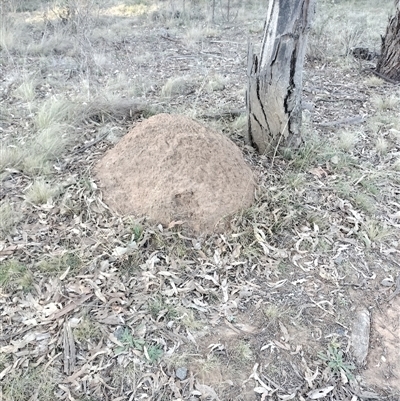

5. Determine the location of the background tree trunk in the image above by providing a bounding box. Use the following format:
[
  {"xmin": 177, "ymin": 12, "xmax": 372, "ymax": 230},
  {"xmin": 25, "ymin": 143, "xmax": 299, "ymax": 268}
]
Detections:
[
  {"xmin": 376, "ymin": 1, "xmax": 400, "ymax": 82},
  {"xmin": 246, "ymin": 0, "xmax": 315, "ymax": 155}
]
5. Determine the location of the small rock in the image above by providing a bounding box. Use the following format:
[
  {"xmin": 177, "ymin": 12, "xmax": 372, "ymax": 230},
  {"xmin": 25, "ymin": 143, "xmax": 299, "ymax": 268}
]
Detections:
[
  {"xmin": 381, "ymin": 277, "xmax": 394, "ymax": 287},
  {"xmin": 331, "ymin": 155, "xmax": 339, "ymax": 165},
  {"xmin": 350, "ymin": 307, "xmax": 371, "ymax": 366},
  {"xmin": 175, "ymin": 367, "xmax": 188, "ymax": 380}
]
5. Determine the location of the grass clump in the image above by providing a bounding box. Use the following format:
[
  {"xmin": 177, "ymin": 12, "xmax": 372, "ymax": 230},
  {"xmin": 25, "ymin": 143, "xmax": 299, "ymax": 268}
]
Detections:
[
  {"xmin": 110, "ymin": 362, "xmax": 139, "ymax": 392},
  {"xmin": 262, "ymin": 304, "xmax": 285, "ymax": 326},
  {"xmin": 2, "ymin": 365, "xmax": 58, "ymax": 401},
  {"xmin": 0, "ymin": 202, "xmax": 21, "ymax": 239},
  {"xmin": 161, "ymin": 76, "xmax": 192, "ymax": 97},
  {"xmin": 284, "ymin": 134, "xmax": 325, "ymax": 171},
  {"xmin": 231, "ymin": 340, "xmax": 253, "ymax": 362},
  {"xmin": 318, "ymin": 342, "xmax": 355, "ymax": 380},
  {"xmin": 35, "ymin": 124, "xmax": 70, "ymax": 156},
  {"xmin": 0, "ymin": 260, "xmax": 33, "ymax": 292},
  {"xmin": 37, "ymin": 252, "xmax": 82, "ymax": 274},
  {"xmin": 375, "ymin": 136, "xmax": 389, "ymax": 155},
  {"xmin": 393, "ymin": 158, "xmax": 400, "ymax": 171},
  {"xmin": 0, "ymin": 145, "xmax": 24, "ymax": 172},
  {"xmin": 179, "ymin": 308, "xmax": 203, "ymax": 330},
  {"xmin": 206, "ymin": 74, "xmax": 227, "ymax": 93},
  {"xmin": 148, "ymin": 296, "xmax": 178, "ymax": 321},
  {"xmin": 231, "ymin": 114, "xmax": 247, "ymax": 133},
  {"xmin": 35, "ymin": 97, "xmax": 76, "ymax": 130},
  {"xmin": 25, "ymin": 180, "xmax": 60, "ymax": 204},
  {"xmin": 364, "ymin": 76, "xmax": 384, "ymax": 87},
  {"xmin": 73, "ymin": 316, "xmax": 103, "ymax": 344},
  {"xmin": 361, "ymin": 219, "xmax": 392, "ymax": 244},
  {"xmin": 20, "ymin": 154, "xmax": 52, "ymax": 176},
  {"xmin": 14, "ymin": 78, "xmax": 36, "ymax": 102},
  {"xmin": 145, "ymin": 344, "xmax": 163, "ymax": 363},
  {"xmin": 353, "ymin": 192, "xmax": 375, "ymax": 214},
  {"xmin": 371, "ymin": 94, "xmax": 399, "ymax": 111},
  {"xmin": 0, "ymin": 20, "xmax": 15, "ymax": 52},
  {"xmin": 338, "ymin": 129, "xmax": 359, "ymax": 151}
]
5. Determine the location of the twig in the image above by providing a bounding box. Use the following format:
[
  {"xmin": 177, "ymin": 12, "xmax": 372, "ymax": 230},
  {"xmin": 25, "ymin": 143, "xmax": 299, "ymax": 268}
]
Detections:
[
  {"xmin": 362, "ymin": 68, "xmax": 400, "ymax": 85},
  {"xmin": 317, "ymin": 116, "xmax": 365, "ymax": 127},
  {"xmin": 200, "ymin": 109, "xmax": 245, "ymax": 120},
  {"xmin": 72, "ymin": 132, "xmax": 109, "ymax": 155}
]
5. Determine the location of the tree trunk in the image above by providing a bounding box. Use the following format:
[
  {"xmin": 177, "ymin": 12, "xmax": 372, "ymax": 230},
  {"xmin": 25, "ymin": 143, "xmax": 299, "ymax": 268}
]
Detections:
[
  {"xmin": 376, "ymin": 1, "xmax": 400, "ymax": 82},
  {"xmin": 246, "ymin": 0, "xmax": 315, "ymax": 155}
]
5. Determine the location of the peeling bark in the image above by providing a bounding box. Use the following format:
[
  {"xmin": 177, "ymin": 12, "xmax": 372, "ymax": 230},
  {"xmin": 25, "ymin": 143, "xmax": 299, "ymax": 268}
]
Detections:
[
  {"xmin": 377, "ymin": 1, "xmax": 400, "ymax": 82},
  {"xmin": 246, "ymin": 0, "xmax": 315, "ymax": 155}
]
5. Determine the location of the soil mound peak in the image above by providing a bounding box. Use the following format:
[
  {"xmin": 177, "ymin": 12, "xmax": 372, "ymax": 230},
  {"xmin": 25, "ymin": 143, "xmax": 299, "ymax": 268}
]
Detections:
[{"xmin": 93, "ymin": 113, "xmax": 255, "ymax": 233}]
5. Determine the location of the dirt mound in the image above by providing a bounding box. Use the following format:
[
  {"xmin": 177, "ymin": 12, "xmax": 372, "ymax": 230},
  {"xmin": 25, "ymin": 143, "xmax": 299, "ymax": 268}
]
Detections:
[
  {"xmin": 93, "ymin": 114, "xmax": 255, "ymax": 233},
  {"xmin": 363, "ymin": 296, "xmax": 400, "ymax": 392}
]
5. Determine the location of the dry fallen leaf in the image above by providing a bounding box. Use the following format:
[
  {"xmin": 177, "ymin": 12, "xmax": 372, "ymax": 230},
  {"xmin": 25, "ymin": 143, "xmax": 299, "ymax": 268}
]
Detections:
[{"xmin": 307, "ymin": 386, "xmax": 334, "ymax": 399}]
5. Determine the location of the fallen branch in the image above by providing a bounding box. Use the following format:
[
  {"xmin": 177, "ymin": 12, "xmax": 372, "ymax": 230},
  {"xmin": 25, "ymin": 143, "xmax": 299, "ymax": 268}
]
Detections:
[
  {"xmin": 317, "ymin": 116, "xmax": 365, "ymax": 127},
  {"xmin": 362, "ymin": 68, "xmax": 400, "ymax": 85},
  {"xmin": 200, "ymin": 109, "xmax": 245, "ymax": 120}
]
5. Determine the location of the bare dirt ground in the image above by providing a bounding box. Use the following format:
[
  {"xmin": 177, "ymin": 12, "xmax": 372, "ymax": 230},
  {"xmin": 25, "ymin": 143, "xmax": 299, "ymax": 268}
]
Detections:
[{"xmin": 1, "ymin": 1, "xmax": 399, "ymax": 400}]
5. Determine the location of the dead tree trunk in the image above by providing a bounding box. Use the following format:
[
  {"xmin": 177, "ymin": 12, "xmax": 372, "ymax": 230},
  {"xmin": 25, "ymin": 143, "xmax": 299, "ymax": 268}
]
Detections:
[
  {"xmin": 246, "ymin": 0, "xmax": 315, "ymax": 155},
  {"xmin": 376, "ymin": 1, "xmax": 400, "ymax": 82}
]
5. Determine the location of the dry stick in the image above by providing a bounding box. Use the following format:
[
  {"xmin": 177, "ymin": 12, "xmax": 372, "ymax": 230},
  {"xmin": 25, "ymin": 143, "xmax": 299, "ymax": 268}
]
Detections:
[
  {"xmin": 72, "ymin": 132, "xmax": 109, "ymax": 155},
  {"xmin": 270, "ymin": 114, "xmax": 291, "ymax": 169},
  {"xmin": 388, "ymin": 274, "xmax": 400, "ymax": 301},
  {"xmin": 160, "ymin": 34, "xmax": 180, "ymax": 43},
  {"xmin": 362, "ymin": 68, "xmax": 400, "ymax": 85},
  {"xmin": 200, "ymin": 109, "xmax": 245, "ymax": 119},
  {"xmin": 317, "ymin": 116, "xmax": 365, "ymax": 127}
]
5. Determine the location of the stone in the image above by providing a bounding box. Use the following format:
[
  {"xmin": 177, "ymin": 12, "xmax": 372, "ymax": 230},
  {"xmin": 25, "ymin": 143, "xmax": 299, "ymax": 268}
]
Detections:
[{"xmin": 350, "ymin": 307, "xmax": 370, "ymax": 366}]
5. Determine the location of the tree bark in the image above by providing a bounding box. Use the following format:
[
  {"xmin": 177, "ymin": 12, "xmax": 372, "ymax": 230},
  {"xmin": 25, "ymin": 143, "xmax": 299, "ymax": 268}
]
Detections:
[
  {"xmin": 246, "ymin": 0, "xmax": 315, "ymax": 155},
  {"xmin": 376, "ymin": 1, "xmax": 400, "ymax": 82}
]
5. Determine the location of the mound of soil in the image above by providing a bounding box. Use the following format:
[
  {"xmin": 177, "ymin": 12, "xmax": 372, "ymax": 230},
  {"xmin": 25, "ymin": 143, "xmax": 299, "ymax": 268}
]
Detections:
[
  {"xmin": 93, "ymin": 114, "xmax": 255, "ymax": 233},
  {"xmin": 364, "ymin": 296, "xmax": 400, "ymax": 392}
]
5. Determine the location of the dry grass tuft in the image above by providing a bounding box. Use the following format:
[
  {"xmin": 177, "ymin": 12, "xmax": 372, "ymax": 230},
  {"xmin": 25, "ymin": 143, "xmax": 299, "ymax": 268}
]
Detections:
[
  {"xmin": 364, "ymin": 76, "xmax": 385, "ymax": 87},
  {"xmin": 0, "ymin": 145, "xmax": 24, "ymax": 172},
  {"xmin": 0, "ymin": 260, "xmax": 33, "ymax": 292},
  {"xmin": 14, "ymin": 77, "xmax": 36, "ymax": 102},
  {"xmin": 231, "ymin": 340, "xmax": 253, "ymax": 362},
  {"xmin": 206, "ymin": 74, "xmax": 228, "ymax": 93},
  {"xmin": 25, "ymin": 180, "xmax": 60, "ymax": 205},
  {"xmin": 1, "ymin": 365, "xmax": 58, "ymax": 401},
  {"xmin": 361, "ymin": 219, "xmax": 392, "ymax": 244},
  {"xmin": 21, "ymin": 153, "xmax": 53, "ymax": 176},
  {"xmin": 375, "ymin": 136, "xmax": 389, "ymax": 155},
  {"xmin": 35, "ymin": 97, "xmax": 76, "ymax": 130},
  {"xmin": 161, "ymin": 76, "xmax": 193, "ymax": 97},
  {"xmin": 371, "ymin": 94, "xmax": 399, "ymax": 111},
  {"xmin": 73, "ymin": 316, "xmax": 103, "ymax": 344},
  {"xmin": 35, "ymin": 124, "xmax": 71, "ymax": 158},
  {"xmin": 37, "ymin": 252, "xmax": 82, "ymax": 274},
  {"xmin": 0, "ymin": 202, "xmax": 22, "ymax": 239},
  {"xmin": 0, "ymin": 21, "xmax": 14, "ymax": 52},
  {"xmin": 338, "ymin": 129, "xmax": 359, "ymax": 151}
]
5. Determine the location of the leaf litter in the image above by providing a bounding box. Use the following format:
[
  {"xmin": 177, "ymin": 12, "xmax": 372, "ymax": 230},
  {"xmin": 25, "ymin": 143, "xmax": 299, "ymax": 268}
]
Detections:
[{"xmin": 1, "ymin": 1, "xmax": 400, "ymax": 401}]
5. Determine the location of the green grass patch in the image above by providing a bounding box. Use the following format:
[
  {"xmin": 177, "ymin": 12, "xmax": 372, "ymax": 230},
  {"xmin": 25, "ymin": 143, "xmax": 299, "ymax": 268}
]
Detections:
[
  {"xmin": 73, "ymin": 316, "xmax": 103, "ymax": 345},
  {"xmin": 2, "ymin": 365, "xmax": 58, "ymax": 401},
  {"xmin": 148, "ymin": 296, "xmax": 178, "ymax": 321},
  {"xmin": 36, "ymin": 252, "xmax": 82, "ymax": 274},
  {"xmin": 0, "ymin": 260, "xmax": 33, "ymax": 292}
]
